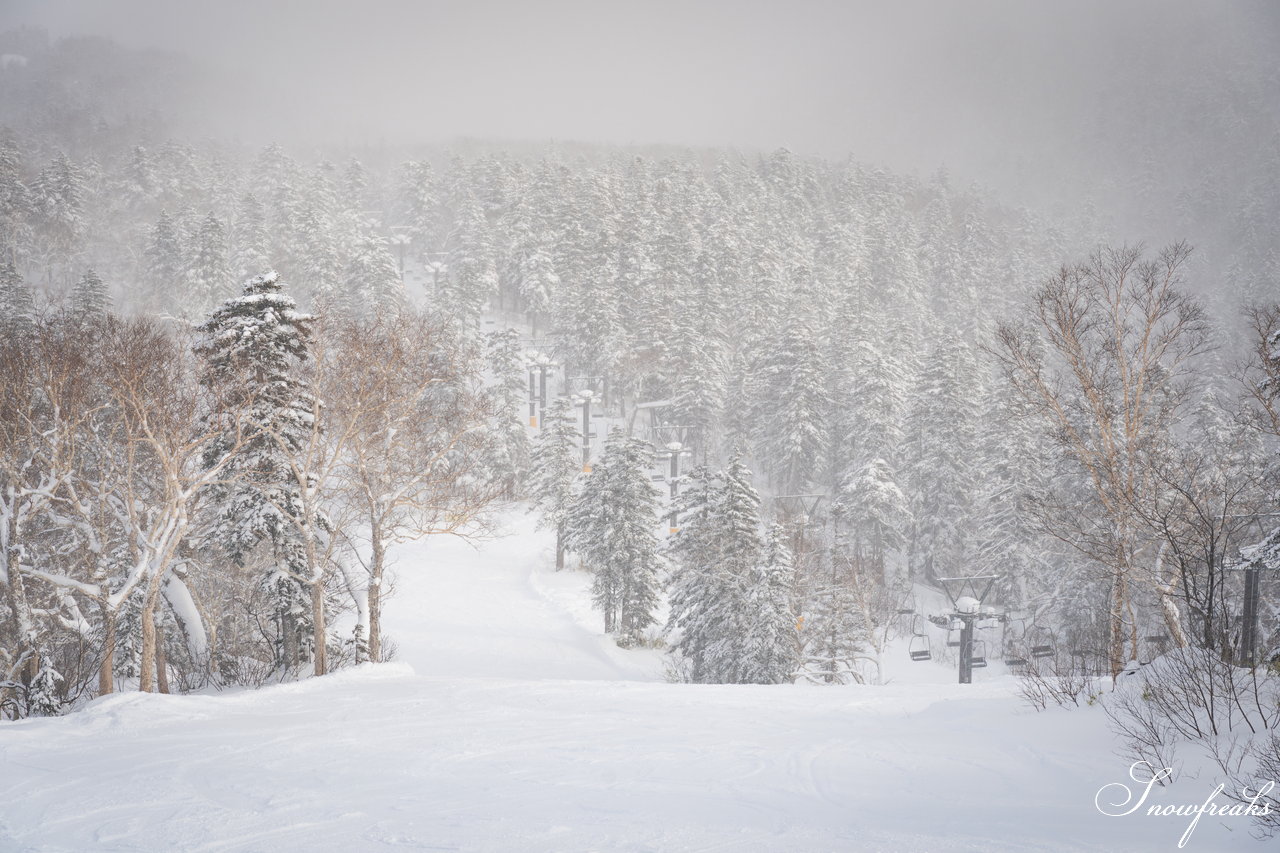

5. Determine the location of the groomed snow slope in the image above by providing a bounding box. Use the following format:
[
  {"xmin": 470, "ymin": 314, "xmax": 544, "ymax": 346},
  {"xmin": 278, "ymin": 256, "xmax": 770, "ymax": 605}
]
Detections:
[{"xmin": 0, "ymin": 512, "xmax": 1244, "ymax": 852}]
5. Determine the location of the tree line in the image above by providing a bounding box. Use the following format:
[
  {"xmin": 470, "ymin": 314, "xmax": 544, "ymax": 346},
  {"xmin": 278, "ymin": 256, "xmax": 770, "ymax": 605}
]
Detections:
[{"xmin": 1, "ymin": 270, "xmax": 514, "ymax": 717}]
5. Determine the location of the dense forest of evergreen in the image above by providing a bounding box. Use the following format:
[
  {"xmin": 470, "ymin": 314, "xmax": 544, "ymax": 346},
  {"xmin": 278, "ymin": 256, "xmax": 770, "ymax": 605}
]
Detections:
[{"xmin": 1, "ymin": 26, "xmax": 1278, "ymax": 722}]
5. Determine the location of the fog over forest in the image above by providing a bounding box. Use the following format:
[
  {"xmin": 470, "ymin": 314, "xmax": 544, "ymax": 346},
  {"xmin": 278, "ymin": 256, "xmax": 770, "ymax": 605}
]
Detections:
[
  {"xmin": 2, "ymin": 3, "xmax": 1280, "ymax": 851},
  {"xmin": 6, "ymin": 1, "xmax": 1279, "ymax": 210}
]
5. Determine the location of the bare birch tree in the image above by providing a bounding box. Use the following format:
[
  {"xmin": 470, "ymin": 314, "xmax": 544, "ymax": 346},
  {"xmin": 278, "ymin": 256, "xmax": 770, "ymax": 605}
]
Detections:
[
  {"xmin": 993, "ymin": 242, "xmax": 1211, "ymax": 677},
  {"xmin": 326, "ymin": 311, "xmax": 501, "ymax": 663}
]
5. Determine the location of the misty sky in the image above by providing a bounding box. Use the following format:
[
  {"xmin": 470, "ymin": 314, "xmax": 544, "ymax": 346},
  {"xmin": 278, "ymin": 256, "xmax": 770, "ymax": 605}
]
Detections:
[{"xmin": 3, "ymin": 0, "xmax": 1277, "ymax": 198}]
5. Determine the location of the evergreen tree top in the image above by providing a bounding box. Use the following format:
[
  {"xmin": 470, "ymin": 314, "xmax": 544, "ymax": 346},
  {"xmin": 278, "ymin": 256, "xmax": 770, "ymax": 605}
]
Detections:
[{"xmin": 195, "ymin": 271, "xmax": 315, "ymax": 385}]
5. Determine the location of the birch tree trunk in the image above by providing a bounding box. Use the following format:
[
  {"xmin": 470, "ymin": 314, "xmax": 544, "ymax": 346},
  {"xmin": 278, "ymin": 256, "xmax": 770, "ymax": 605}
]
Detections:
[
  {"xmin": 155, "ymin": 624, "xmax": 170, "ymax": 694},
  {"xmin": 311, "ymin": 578, "xmax": 327, "ymax": 676},
  {"xmin": 367, "ymin": 522, "xmax": 386, "ymax": 663},
  {"xmin": 138, "ymin": 583, "xmax": 159, "ymax": 694},
  {"xmin": 98, "ymin": 602, "xmax": 116, "ymax": 695}
]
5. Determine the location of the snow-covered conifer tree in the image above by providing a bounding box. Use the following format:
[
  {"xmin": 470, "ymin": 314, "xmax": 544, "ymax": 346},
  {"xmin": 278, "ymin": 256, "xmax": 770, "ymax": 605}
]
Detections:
[
  {"xmin": 186, "ymin": 212, "xmax": 231, "ymax": 311},
  {"xmin": 195, "ymin": 271, "xmax": 320, "ymax": 672},
  {"xmin": 835, "ymin": 457, "xmax": 909, "ymax": 584},
  {"xmin": 797, "ymin": 579, "xmax": 866, "ymax": 684},
  {"xmin": 666, "ymin": 456, "xmax": 777, "ymax": 683},
  {"xmin": 505, "ymin": 195, "xmax": 558, "ymax": 336},
  {"xmin": 528, "ymin": 396, "xmax": 581, "ymax": 570},
  {"xmin": 0, "ymin": 135, "xmax": 32, "ymax": 263},
  {"xmin": 664, "ymin": 464, "xmax": 728, "ymax": 680},
  {"xmin": 566, "ymin": 429, "xmax": 663, "ymax": 644},
  {"xmin": 903, "ymin": 336, "xmax": 979, "ymax": 582},
  {"xmin": 393, "ymin": 160, "xmax": 437, "ymax": 262},
  {"xmin": 443, "ymin": 194, "xmax": 498, "ymax": 328},
  {"xmin": 482, "ymin": 328, "xmax": 531, "ymax": 498},
  {"xmin": 741, "ymin": 524, "xmax": 798, "ymax": 684},
  {"xmin": 143, "ymin": 210, "xmax": 185, "ymax": 314},
  {"xmin": 30, "ymin": 151, "xmax": 84, "ymax": 264},
  {"xmin": 0, "ymin": 259, "xmax": 35, "ymax": 340},
  {"xmin": 344, "ymin": 233, "xmax": 404, "ymax": 316},
  {"xmin": 748, "ymin": 310, "xmax": 829, "ymax": 495},
  {"xmin": 70, "ymin": 267, "xmax": 109, "ymax": 323},
  {"xmin": 232, "ymin": 193, "xmax": 271, "ymax": 283},
  {"xmin": 342, "ymin": 157, "xmax": 370, "ymax": 212}
]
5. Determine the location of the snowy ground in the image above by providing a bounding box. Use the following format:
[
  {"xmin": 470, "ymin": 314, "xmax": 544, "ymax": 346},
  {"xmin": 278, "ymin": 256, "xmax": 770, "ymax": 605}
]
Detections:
[{"xmin": 0, "ymin": 512, "xmax": 1257, "ymax": 852}]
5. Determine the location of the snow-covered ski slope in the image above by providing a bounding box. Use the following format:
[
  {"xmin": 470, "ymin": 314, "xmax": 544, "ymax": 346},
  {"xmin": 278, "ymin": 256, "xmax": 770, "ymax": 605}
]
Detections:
[{"xmin": 0, "ymin": 512, "xmax": 1238, "ymax": 852}]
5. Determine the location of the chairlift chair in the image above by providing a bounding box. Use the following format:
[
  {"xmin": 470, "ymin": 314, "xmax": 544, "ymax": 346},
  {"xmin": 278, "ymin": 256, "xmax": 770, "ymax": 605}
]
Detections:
[
  {"xmin": 1029, "ymin": 627, "xmax": 1056, "ymax": 659},
  {"xmin": 909, "ymin": 633, "xmax": 932, "ymax": 662},
  {"xmin": 1002, "ymin": 635, "xmax": 1029, "ymax": 668},
  {"xmin": 1071, "ymin": 649, "xmax": 1099, "ymax": 676},
  {"xmin": 1140, "ymin": 634, "xmax": 1171, "ymax": 664},
  {"xmin": 946, "ymin": 621, "xmax": 962, "ymax": 647},
  {"xmin": 971, "ymin": 640, "xmax": 988, "ymax": 668}
]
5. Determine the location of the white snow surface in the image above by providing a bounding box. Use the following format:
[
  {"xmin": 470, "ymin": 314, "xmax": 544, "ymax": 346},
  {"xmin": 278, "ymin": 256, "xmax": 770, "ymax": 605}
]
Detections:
[{"xmin": 0, "ymin": 511, "xmax": 1246, "ymax": 851}]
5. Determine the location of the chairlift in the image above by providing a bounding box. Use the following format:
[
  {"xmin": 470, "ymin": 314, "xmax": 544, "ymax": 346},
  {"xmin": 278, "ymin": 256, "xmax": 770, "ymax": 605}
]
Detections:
[
  {"xmin": 946, "ymin": 626, "xmax": 961, "ymax": 648},
  {"xmin": 1005, "ymin": 656, "xmax": 1028, "ymax": 669},
  {"xmin": 909, "ymin": 616, "xmax": 932, "ymax": 661},
  {"xmin": 1029, "ymin": 626, "xmax": 1056, "ymax": 659},
  {"xmin": 971, "ymin": 640, "xmax": 988, "ymax": 668},
  {"xmin": 1141, "ymin": 634, "xmax": 1170, "ymax": 664},
  {"xmin": 1071, "ymin": 649, "xmax": 1101, "ymax": 676}
]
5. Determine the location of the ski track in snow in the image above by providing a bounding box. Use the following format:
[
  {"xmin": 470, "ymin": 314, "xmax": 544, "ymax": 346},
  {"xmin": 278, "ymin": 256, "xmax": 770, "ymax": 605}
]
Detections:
[{"xmin": 0, "ymin": 511, "xmax": 1236, "ymax": 851}]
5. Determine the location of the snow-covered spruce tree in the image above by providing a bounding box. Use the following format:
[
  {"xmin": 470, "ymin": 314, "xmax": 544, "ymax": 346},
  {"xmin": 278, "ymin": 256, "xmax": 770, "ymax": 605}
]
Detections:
[
  {"xmin": 342, "ymin": 232, "xmax": 403, "ymax": 316},
  {"xmin": 664, "ymin": 464, "xmax": 725, "ymax": 680},
  {"xmin": 296, "ymin": 201, "xmax": 342, "ymax": 309},
  {"xmin": 30, "ymin": 151, "xmax": 84, "ymax": 272},
  {"xmin": 393, "ymin": 160, "xmax": 437, "ymax": 262},
  {"xmin": 972, "ymin": 378, "xmax": 1055, "ymax": 607},
  {"xmin": 442, "ymin": 193, "xmax": 498, "ymax": 328},
  {"xmin": 0, "ymin": 134, "xmax": 32, "ymax": 264},
  {"xmin": 902, "ymin": 335, "xmax": 979, "ymax": 583},
  {"xmin": 797, "ymin": 577, "xmax": 867, "ymax": 684},
  {"xmin": 195, "ymin": 271, "xmax": 321, "ymax": 674},
  {"xmin": 481, "ymin": 328, "xmax": 530, "ymax": 499},
  {"xmin": 741, "ymin": 523, "xmax": 799, "ymax": 684},
  {"xmin": 748, "ymin": 308, "xmax": 829, "ymax": 495},
  {"xmin": 665, "ymin": 249, "xmax": 729, "ymax": 459},
  {"xmin": 186, "ymin": 212, "xmax": 231, "ymax": 312},
  {"xmin": 342, "ymin": 157, "xmax": 370, "ymax": 212},
  {"xmin": 0, "ymin": 259, "xmax": 36, "ymax": 341},
  {"xmin": 528, "ymin": 396, "xmax": 582, "ymax": 570},
  {"xmin": 834, "ymin": 456, "xmax": 909, "ymax": 585},
  {"xmin": 70, "ymin": 268, "xmax": 110, "ymax": 324},
  {"xmin": 566, "ymin": 429, "xmax": 663, "ymax": 644},
  {"xmin": 844, "ymin": 339, "xmax": 907, "ymax": 472},
  {"xmin": 232, "ymin": 193, "xmax": 270, "ymax": 284},
  {"xmin": 552, "ymin": 192, "xmax": 623, "ymax": 388},
  {"xmin": 117, "ymin": 145, "xmax": 155, "ymax": 212},
  {"xmin": 143, "ymin": 210, "xmax": 185, "ymax": 315},
  {"xmin": 666, "ymin": 456, "xmax": 790, "ymax": 683},
  {"xmin": 505, "ymin": 195, "xmax": 558, "ymax": 337}
]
